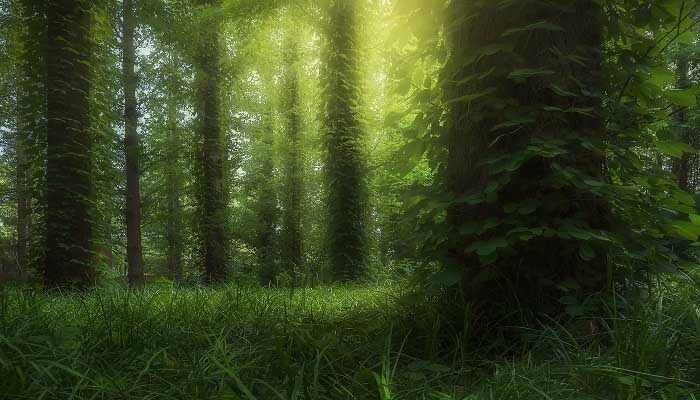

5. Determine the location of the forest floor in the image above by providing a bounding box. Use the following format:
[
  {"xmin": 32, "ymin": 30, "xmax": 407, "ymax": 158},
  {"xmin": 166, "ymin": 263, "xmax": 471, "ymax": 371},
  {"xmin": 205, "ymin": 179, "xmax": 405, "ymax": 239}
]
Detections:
[{"xmin": 1, "ymin": 281, "xmax": 699, "ymax": 399}]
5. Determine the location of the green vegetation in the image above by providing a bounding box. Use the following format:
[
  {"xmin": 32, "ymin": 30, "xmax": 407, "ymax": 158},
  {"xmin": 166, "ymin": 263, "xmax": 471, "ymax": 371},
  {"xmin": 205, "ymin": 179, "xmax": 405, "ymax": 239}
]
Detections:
[
  {"xmin": 2, "ymin": 281, "xmax": 700, "ymax": 399},
  {"xmin": 3, "ymin": 0, "xmax": 700, "ymax": 398}
]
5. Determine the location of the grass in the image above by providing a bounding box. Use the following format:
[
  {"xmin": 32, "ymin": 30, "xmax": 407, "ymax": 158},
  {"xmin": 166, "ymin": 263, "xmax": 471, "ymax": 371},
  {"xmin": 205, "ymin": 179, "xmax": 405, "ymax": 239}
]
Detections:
[{"xmin": 1, "ymin": 280, "xmax": 700, "ymax": 399}]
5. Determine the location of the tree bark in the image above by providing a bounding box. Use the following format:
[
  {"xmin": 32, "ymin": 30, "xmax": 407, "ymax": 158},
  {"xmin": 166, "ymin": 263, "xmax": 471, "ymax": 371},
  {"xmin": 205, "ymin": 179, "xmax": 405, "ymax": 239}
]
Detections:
[
  {"xmin": 16, "ymin": 129, "xmax": 28, "ymax": 276},
  {"xmin": 673, "ymin": 45, "xmax": 692, "ymax": 192},
  {"xmin": 196, "ymin": 0, "xmax": 228, "ymax": 283},
  {"xmin": 282, "ymin": 38, "xmax": 303, "ymax": 282},
  {"xmin": 45, "ymin": 0, "xmax": 94, "ymax": 288},
  {"xmin": 324, "ymin": 0, "xmax": 366, "ymax": 282},
  {"xmin": 165, "ymin": 72, "xmax": 183, "ymax": 282},
  {"xmin": 123, "ymin": 0, "xmax": 144, "ymax": 287},
  {"xmin": 446, "ymin": 0, "xmax": 609, "ymax": 312},
  {"xmin": 257, "ymin": 114, "xmax": 277, "ymax": 286}
]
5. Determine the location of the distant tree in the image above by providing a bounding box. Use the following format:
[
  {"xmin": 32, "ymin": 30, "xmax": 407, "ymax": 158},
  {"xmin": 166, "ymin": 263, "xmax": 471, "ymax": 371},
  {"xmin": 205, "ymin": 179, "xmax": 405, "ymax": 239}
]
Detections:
[
  {"xmin": 195, "ymin": 0, "xmax": 228, "ymax": 283},
  {"xmin": 256, "ymin": 113, "xmax": 277, "ymax": 286},
  {"xmin": 281, "ymin": 35, "xmax": 303, "ymax": 282},
  {"xmin": 123, "ymin": 0, "xmax": 144, "ymax": 287},
  {"xmin": 44, "ymin": 0, "xmax": 95, "ymax": 287},
  {"xmin": 323, "ymin": 0, "xmax": 367, "ymax": 282},
  {"xmin": 672, "ymin": 44, "xmax": 692, "ymax": 192}
]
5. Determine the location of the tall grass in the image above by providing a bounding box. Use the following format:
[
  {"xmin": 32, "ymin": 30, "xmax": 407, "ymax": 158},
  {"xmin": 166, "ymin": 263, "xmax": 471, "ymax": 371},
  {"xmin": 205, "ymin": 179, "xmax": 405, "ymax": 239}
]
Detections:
[{"xmin": 1, "ymin": 280, "xmax": 699, "ymax": 399}]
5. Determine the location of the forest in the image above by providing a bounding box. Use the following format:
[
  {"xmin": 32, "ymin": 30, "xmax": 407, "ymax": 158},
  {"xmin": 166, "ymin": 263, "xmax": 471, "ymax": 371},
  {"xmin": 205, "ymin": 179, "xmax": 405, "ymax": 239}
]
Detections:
[{"xmin": 2, "ymin": 0, "xmax": 700, "ymax": 398}]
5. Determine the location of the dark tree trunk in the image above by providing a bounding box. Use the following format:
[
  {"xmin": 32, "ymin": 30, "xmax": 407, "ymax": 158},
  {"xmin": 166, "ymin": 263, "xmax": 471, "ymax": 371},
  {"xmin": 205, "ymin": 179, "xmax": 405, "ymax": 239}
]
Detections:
[
  {"xmin": 282, "ymin": 38, "xmax": 303, "ymax": 282},
  {"xmin": 257, "ymin": 114, "xmax": 277, "ymax": 286},
  {"xmin": 446, "ymin": 0, "xmax": 610, "ymax": 313},
  {"xmin": 165, "ymin": 76, "xmax": 184, "ymax": 282},
  {"xmin": 122, "ymin": 0, "xmax": 144, "ymax": 287},
  {"xmin": 45, "ymin": 0, "xmax": 94, "ymax": 288},
  {"xmin": 196, "ymin": 0, "xmax": 228, "ymax": 284},
  {"xmin": 324, "ymin": 0, "xmax": 366, "ymax": 282},
  {"xmin": 16, "ymin": 131, "xmax": 28, "ymax": 276}
]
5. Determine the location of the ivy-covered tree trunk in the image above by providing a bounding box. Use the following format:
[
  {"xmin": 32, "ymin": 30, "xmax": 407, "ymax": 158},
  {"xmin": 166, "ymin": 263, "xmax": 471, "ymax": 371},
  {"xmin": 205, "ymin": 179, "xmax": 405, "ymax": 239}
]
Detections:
[
  {"xmin": 196, "ymin": 0, "xmax": 228, "ymax": 284},
  {"xmin": 16, "ymin": 0, "xmax": 47, "ymax": 276},
  {"xmin": 282, "ymin": 38, "xmax": 303, "ymax": 282},
  {"xmin": 446, "ymin": 0, "xmax": 610, "ymax": 313},
  {"xmin": 123, "ymin": 0, "xmax": 144, "ymax": 287},
  {"xmin": 45, "ymin": 0, "xmax": 95, "ymax": 287},
  {"xmin": 165, "ymin": 100, "xmax": 184, "ymax": 283},
  {"xmin": 15, "ymin": 128, "xmax": 28, "ymax": 276},
  {"xmin": 257, "ymin": 114, "xmax": 277, "ymax": 286},
  {"xmin": 323, "ymin": 0, "xmax": 366, "ymax": 282},
  {"xmin": 672, "ymin": 46, "xmax": 692, "ymax": 192}
]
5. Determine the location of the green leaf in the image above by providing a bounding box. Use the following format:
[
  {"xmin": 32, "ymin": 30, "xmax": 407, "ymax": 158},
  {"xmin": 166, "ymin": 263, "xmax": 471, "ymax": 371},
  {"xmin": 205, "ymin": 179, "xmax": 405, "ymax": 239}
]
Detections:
[
  {"xmin": 445, "ymin": 87, "xmax": 497, "ymax": 104},
  {"xmin": 466, "ymin": 238, "xmax": 509, "ymax": 256},
  {"xmin": 579, "ymin": 243, "xmax": 595, "ymax": 261},
  {"xmin": 667, "ymin": 89, "xmax": 697, "ymax": 107},
  {"xmin": 508, "ymin": 69, "xmax": 555, "ymax": 79},
  {"xmin": 657, "ymin": 140, "xmax": 695, "ymax": 158},
  {"xmin": 503, "ymin": 21, "xmax": 564, "ymax": 36}
]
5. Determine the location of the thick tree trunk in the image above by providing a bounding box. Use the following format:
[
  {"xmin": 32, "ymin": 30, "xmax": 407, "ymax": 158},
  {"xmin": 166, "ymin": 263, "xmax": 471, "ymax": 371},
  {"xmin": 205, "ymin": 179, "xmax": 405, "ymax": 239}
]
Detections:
[
  {"xmin": 446, "ymin": 0, "xmax": 609, "ymax": 312},
  {"xmin": 324, "ymin": 0, "xmax": 366, "ymax": 282},
  {"xmin": 45, "ymin": 0, "xmax": 94, "ymax": 288},
  {"xmin": 282, "ymin": 38, "xmax": 303, "ymax": 282},
  {"xmin": 196, "ymin": 0, "xmax": 228, "ymax": 283},
  {"xmin": 123, "ymin": 0, "xmax": 144, "ymax": 287}
]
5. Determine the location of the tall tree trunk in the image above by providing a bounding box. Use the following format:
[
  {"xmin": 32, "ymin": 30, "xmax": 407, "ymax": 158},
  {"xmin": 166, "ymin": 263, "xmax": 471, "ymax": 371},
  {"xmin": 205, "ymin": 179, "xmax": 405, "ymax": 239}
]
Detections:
[
  {"xmin": 122, "ymin": 0, "xmax": 144, "ymax": 287},
  {"xmin": 165, "ymin": 73, "xmax": 183, "ymax": 282},
  {"xmin": 323, "ymin": 0, "xmax": 366, "ymax": 282},
  {"xmin": 45, "ymin": 0, "xmax": 94, "ymax": 288},
  {"xmin": 196, "ymin": 0, "xmax": 227, "ymax": 283},
  {"xmin": 16, "ymin": 0, "xmax": 47, "ymax": 277},
  {"xmin": 673, "ymin": 45, "xmax": 692, "ymax": 192},
  {"xmin": 282, "ymin": 38, "xmax": 303, "ymax": 282},
  {"xmin": 446, "ymin": 0, "xmax": 609, "ymax": 313},
  {"xmin": 257, "ymin": 114, "xmax": 277, "ymax": 286},
  {"xmin": 16, "ymin": 129, "xmax": 28, "ymax": 276}
]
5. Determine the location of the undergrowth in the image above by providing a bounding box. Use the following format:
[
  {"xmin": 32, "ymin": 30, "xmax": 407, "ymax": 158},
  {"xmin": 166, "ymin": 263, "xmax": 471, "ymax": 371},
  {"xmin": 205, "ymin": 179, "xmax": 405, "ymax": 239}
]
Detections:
[{"xmin": 1, "ymin": 280, "xmax": 700, "ymax": 399}]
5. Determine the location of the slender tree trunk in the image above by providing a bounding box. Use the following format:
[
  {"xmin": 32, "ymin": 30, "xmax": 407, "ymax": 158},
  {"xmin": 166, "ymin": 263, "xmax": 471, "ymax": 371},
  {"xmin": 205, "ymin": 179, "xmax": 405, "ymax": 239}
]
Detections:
[
  {"xmin": 446, "ymin": 0, "xmax": 609, "ymax": 312},
  {"xmin": 45, "ymin": 0, "xmax": 94, "ymax": 288},
  {"xmin": 165, "ymin": 76, "xmax": 183, "ymax": 281},
  {"xmin": 122, "ymin": 0, "xmax": 144, "ymax": 287},
  {"xmin": 16, "ymin": 129, "xmax": 28, "ymax": 276},
  {"xmin": 324, "ymin": 0, "xmax": 366, "ymax": 282},
  {"xmin": 196, "ymin": 0, "xmax": 228, "ymax": 283},
  {"xmin": 673, "ymin": 46, "xmax": 692, "ymax": 192},
  {"xmin": 282, "ymin": 38, "xmax": 303, "ymax": 282},
  {"xmin": 257, "ymin": 114, "xmax": 277, "ymax": 286}
]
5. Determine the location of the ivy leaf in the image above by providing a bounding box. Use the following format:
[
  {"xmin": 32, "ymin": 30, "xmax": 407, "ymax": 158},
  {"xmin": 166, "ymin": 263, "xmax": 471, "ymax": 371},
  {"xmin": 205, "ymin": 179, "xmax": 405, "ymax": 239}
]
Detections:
[
  {"xmin": 503, "ymin": 21, "xmax": 564, "ymax": 36},
  {"xmin": 445, "ymin": 87, "xmax": 497, "ymax": 104},
  {"xmin": 466, "ymin": 238, "xmax": 509, "ymax": 256},
  {"xmin": 667, "ymin": 89, "xmax": 697, "ymax": 107},
  {"xmin": 579, "ymin": 243, "xmax": 595, "ymax": 261},
  {"xmin": 657, "ymin": 141, "xmax": 695, "ymax": 158},
  {"xmin": 508, "ymin": 69, "xmax": 555, "ymax": 79}
]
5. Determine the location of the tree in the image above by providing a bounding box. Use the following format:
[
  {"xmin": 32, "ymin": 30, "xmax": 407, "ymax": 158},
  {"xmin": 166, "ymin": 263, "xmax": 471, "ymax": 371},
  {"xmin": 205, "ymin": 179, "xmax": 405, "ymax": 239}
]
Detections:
[
  {"xmin": 672, "ymin": 44, "xmax": 693, "ymax": 192},
  {"xmin": 323, "ymin": 0, "xmax": 367, "ymax": 282},
  {"xmin": 123, "ymin": 0, "xmax": 144, "ymax": 287},
  {"xmin": 256, "ymin": 112, "xmax": 277, "ymax": 285},
  {"xmin": 281, "ymin": 35, "xmax": 303, "ymax": 282},
  {"xmin": 195, "ymin": 0, "xmax": 228, "ymax": 283},
  {"xmin": 444, "ymin": 0, "xmax": 611, "ymax": 313},
  {"xmin": 45, "ymin": 0, "xmax": 95, "ymax": 287}
]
